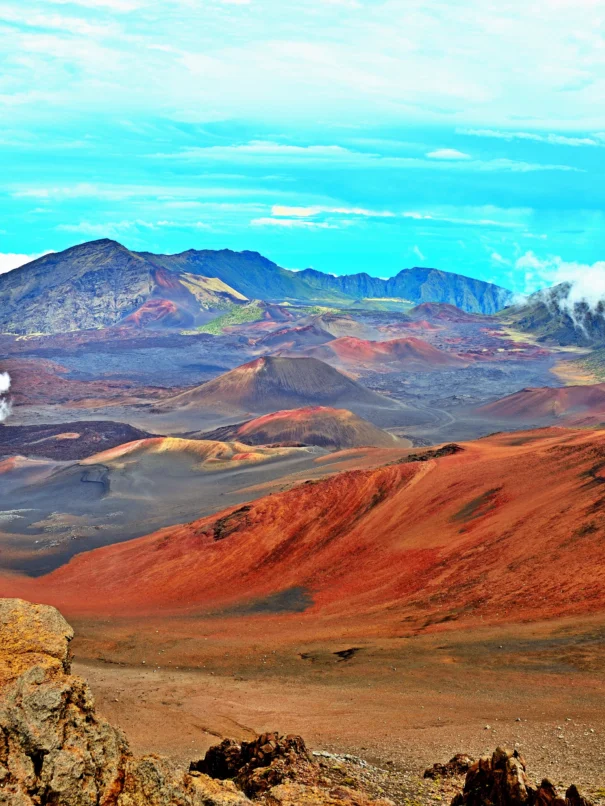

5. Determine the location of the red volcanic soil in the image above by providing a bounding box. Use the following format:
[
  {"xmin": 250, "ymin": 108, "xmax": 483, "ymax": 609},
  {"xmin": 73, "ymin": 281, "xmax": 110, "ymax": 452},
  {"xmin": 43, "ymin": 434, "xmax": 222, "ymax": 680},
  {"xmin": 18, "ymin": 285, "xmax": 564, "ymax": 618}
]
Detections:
[
  {"xmin": 7, "ymin": 426, "xmax": 605, "ymax": 635},
  {"xmin": 123, "ymin": 299, "xmax": 186, "ymax": 329},
  {"xmin": 256, "ymin": 324, "xmax": 335, "ymax": 351},
  {"xmin": 402, "ymin": 319, "xmax": 440, "ymax": 331},
  {"xmin": 157, "ymin": 356, "xmax": 395, "ymax": 413},
  {"xmin": 197, "ymin": 406, "xmax": 399, "ymax": 449},
  {"xmin": 309, "ymin": 336, "xmax": 467, "ymax": 370},
  {"xmin": 478, "ymin": 383, "xmax": 605, "ymax": 421},
  {"xmin": 2, "ymin": 358, "xmax": 183, "ymax": 408}
]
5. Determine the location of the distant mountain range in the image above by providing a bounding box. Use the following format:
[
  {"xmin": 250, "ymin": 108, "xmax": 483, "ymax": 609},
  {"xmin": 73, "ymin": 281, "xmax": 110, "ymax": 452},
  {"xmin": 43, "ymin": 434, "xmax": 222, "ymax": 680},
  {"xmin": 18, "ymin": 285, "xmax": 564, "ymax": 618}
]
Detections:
[
  {"xmin": 0, "ymin": 238, "xmax": 513, "ymax": 334},
  {"xmin": 296, "ymin": 266, "xmax": 511, "ymax": 314}
]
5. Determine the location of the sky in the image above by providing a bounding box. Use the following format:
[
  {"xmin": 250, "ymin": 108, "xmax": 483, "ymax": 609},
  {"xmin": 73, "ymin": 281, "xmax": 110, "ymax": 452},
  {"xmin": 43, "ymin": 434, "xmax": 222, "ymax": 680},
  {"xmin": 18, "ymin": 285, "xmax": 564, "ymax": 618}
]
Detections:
[{"xmin": 1, "ymin": 0, "xmax": 605, "ymax": 294}]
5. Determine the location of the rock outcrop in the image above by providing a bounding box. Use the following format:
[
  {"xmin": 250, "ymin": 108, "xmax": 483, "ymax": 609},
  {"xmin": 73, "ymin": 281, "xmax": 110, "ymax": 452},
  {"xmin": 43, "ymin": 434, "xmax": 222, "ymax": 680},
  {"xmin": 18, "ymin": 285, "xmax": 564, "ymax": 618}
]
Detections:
[
  {"xmin": 451, "ymin": 747, "xmax": 593, "ymax": 806},
  {"xmin": 424, "ymin": 754, "xmax": 474, "ymax": 780},
  {"xmin": 191, "ymin": 734, "xmax": 317, "ymax": 797},
  {"xmin": 0, "ymin": 598, "xmax": 387, "ymax": 806},
  {"xmin": 0, "ymin": 598, "xmax": 248, "ymax": 806}
]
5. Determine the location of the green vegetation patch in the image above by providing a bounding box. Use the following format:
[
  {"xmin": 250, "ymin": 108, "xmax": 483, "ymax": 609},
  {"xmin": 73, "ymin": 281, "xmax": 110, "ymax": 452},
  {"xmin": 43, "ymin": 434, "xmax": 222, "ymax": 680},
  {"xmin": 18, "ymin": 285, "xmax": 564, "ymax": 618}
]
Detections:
[
  {"xmin": 195, "ymin": 301, "xmax": 265, "ymax": 334},
  {"xmin": 569, "ymin": 348, "xmax": 605, "ymax": 382}
]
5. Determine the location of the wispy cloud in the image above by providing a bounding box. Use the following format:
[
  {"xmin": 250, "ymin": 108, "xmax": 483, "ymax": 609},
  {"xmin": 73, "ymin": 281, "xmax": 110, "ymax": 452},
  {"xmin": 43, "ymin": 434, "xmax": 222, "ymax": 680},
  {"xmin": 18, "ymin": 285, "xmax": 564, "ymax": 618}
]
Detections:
[
  {"xmin": 491, "ymin": 251, "xmax": 512, "ymax": 266},
  {"xmin": 251, "ymin": 217, "xmax": 336, "ymax": 229},
  {"xmin": 12, "ymin": 182, "xmax": 276, "ymax": 201},
  {"xmin": 426, "ymin": 148, "xmax": 471, "ymax": 160},
  {"xmin": 0, "ymin": 8, "xmax": 119, "ymax": 36},
  {"xmin": 156, "ymin": 142, "xmax": 581, "ymax": 173},
  {"xmin": 272, "ymin": 204, "xmax": 395, "ymax": 218},
  {"xmin": 57, "ymin": 219, "xmax": 211, "ymax": 236},
  {"xmin": 44, "ymin": 0, "xmax": 140, "ymax": 10},
  {"xmin": 154, "ymin": 142, "xmax": 359, "ymax": 161},
  {"xmin": 460, "ymin": 129, "xmax": 605, "ymax": 147}
]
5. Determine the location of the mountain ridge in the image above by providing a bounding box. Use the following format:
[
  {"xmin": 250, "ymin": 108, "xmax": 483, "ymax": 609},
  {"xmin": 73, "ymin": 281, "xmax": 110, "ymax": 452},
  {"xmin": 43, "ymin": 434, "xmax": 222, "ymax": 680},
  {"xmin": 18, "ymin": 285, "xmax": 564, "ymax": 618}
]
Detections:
[{"xmin": 0, "ymin": 239, "xmax": 513, "ymax": 334}]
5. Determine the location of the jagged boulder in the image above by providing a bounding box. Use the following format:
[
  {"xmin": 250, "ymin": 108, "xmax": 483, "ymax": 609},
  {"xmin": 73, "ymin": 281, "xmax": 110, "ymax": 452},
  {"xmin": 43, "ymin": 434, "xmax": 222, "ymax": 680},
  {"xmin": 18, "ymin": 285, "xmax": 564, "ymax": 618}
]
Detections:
[
  {"xmin": 424, "ymin": 754, "xmax": 474, "ymax": 779},
  {"xmin": 451, "ymin": 748, "xmax": 593, "ymax": 806},
  {"xmin": 0, "ymin": 598, "xmax": 249, "ymax": 806},
  {"xmin": 191, "ymin": 733, "xmax": 322, "ymax": 797},
  {"xmin": 191, "ymin": 733, "xmax": 395, "ymax": 804}
]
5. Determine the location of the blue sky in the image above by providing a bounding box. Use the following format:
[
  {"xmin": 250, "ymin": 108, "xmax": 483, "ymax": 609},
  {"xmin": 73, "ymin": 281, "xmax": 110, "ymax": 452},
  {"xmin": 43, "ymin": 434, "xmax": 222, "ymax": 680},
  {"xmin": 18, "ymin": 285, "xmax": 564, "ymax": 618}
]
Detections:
[{"xmin": 1, "ymin": 0, "xmax": 605, "ymax": 293}]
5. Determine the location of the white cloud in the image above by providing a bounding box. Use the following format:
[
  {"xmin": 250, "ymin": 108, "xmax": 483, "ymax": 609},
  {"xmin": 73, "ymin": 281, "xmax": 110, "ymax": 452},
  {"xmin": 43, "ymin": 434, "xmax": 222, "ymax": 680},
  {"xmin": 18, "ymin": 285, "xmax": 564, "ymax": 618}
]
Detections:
[
  {"xmin": 515, "ymin": 252, "xmax": 605, "ymax": 300},
  {"xmin": 155, "ymin": 142, "xmax": 580, "ymax": 173},
  {"xmin": 12, "ymin": 182, "xmax": 276, "ymax": 201},
  {"xmin": 413, "ymin": 245, "xmax": 426, "ymax": 261},
  {"xmin": 426, "ymin": 148, "xmax": 471, "ymax": 160},
  {"xmin": 460, "ymin": 128, "xmax": 605, "ymax": 147},
  {"xmin": 0, "ymin": 252, "xmax": 53, "ymax": 275},
  {"xmin": 43, "ymin": 0, "xmax": 140, "ymax": 10},
  {"xmin": 491, "ymin": 252, "xmax": 512, "ymax": 266},
  {"xmin": 272, "ymin": 204, "xmax": 395, "ymax": 218},
  {"xmin": 3, "ymin": 0, "xmax": 605, "ymax": 131},
  {"xmin": 57, "ymin": 219, "xmax": 211, "ymax": 236},
  {"xmin": 0, "ymin": 8, "xmax": 119, "ymax": 36},
  {"xmin": 155, "ymin": 141, "xmax": 358, "ymax": 161},
  {"xmin": 251, "ymin": 217, "xmax": 336, "ymax": 229}
]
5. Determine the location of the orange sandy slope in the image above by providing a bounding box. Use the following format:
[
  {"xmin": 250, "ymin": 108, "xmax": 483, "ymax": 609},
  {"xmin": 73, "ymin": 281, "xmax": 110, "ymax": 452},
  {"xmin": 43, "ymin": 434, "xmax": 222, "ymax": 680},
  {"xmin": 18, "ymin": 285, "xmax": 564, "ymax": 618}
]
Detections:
[
  {"xmin": 79, "ymin": 435, "xmax": 309, "ymax": 468},
  {"xmin": 221, "ymin": 406, "xmax": 399, "ymax": 449},
  {"xmin": 308, "ymin": 336, "xmax": 467, "ymax": 369},
  {"xmin": 4, "ymin": 427, "xmax": 605, "ymax": 636},
  {"xmin": 478, "ymin": 383, "xmax": 605, "ymax": 420}
]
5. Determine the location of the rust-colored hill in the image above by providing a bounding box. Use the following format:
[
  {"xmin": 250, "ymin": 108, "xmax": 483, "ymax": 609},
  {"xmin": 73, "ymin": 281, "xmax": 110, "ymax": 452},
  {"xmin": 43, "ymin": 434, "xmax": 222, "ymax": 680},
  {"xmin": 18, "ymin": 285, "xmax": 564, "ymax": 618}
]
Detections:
[
  {"xmin": 256, "ymin": 324, "xmax": 335, "ymax": 351},
  {"xmin": 123, "ymin": 299, "xmax": 187, "ymax": 329},
  {"xmin": 7, "ymin": 427, "xmax": 605, "ymax": 637},
  {"xmin": 196, "ymin": 406, "xmax": 400, "ymax": 449},
  {"xmin": 156, "ymin": 356, "xmax": 398, "ymax": 415},
  {"xmin": 308, "ymin": 336, "xmax": 467, "ymax": 370},
  {"xmin": 478, "ymin": 383, "xmax": 605, "ymax": 421}
]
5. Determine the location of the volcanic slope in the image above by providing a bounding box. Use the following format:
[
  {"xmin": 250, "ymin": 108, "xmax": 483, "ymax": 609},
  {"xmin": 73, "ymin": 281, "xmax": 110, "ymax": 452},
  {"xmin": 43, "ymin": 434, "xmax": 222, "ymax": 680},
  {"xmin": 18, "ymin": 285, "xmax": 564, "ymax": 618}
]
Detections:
[
  {"xmin": 79, "ymin": 436, "xmax": 306, "ymax": 470},
  {"xmin": 503, "ymin": 284, "xmax": 605, "ymax": 346},
  {"xmin": 8, "ymin": 426, "xmax": 605, "ymax": 636},
  {"xmin": 307, "ymin": 336, "xmax": 467, "ymax": 370},
  {"xmin": 156, "ymin": 356, "xmax": 400, "ymax": 416},
  {"xmin": 195, "ymin": 406, "xmax": 400, "ymax": 449},
  {"xmin": 477, "ymin": 383, "xmax": 605, "ymax": 421},
  {"xmin": 0, "ymin": 437, "xmax": 320, "ymax": 575},
  {"xmin": 255, "ymin": 324, "xmax": 335, "ymax": 351},
  {"xmin": 0, "ymin": 239, "xmax": 247, "ymax": 334},
  {"xmin": 0, "ymin": 421, "xmax": 154, "ymax": 461},
  {"xmin": 408, "ymin": 303, "xmax": 485, "ymax": 323}
]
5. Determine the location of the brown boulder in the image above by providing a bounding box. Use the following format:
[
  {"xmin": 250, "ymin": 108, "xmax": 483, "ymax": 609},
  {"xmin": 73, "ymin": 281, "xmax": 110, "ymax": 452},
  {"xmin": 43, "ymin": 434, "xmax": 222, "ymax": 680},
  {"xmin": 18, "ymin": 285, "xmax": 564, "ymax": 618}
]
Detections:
[
  {"xmin": 0, "ymin": 598, "xmax": 249, "ymax": 806},
  {"xmin": 424, "ymin": 754, "xmax": 474, "ymax": 779},
  {"xmin": 451, "ymin": 748, "xmax": 593, "ymax": 806},
  {"xmin": 191, "ymin": 733, "xmax": 315, "ymax": 796}
]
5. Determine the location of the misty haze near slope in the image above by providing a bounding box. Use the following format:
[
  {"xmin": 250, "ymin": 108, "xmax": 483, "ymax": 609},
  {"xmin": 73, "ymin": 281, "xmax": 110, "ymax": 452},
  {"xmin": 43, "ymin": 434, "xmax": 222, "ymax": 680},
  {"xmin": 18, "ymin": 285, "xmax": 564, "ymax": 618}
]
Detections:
[{"xmin": 0, "ymin": 372, "xmax": 11, "ymax": 422}]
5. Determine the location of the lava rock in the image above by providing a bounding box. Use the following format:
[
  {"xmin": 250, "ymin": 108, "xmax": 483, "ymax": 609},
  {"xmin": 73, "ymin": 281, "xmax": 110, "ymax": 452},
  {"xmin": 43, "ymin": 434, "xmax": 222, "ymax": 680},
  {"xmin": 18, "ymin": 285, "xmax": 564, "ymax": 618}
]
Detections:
[
  {"xmin": 424, "ymin": 754, "xmax": 475, "ymax": 779},
  {"xmin": 451, "ymin": 747, "xmax": 593, "ymax": 806}
]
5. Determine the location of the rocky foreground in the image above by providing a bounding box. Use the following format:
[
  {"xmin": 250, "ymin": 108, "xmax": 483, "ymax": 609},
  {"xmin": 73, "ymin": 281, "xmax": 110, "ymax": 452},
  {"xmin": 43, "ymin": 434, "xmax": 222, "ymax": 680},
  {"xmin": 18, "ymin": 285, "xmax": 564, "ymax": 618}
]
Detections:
[
  {"xmin": 0, "ymin": 598, "xmax": 596, "ymax": 806},
  {"xmin": 0, "ymin": 598, "xmax": 393, "ymax": 805}
]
